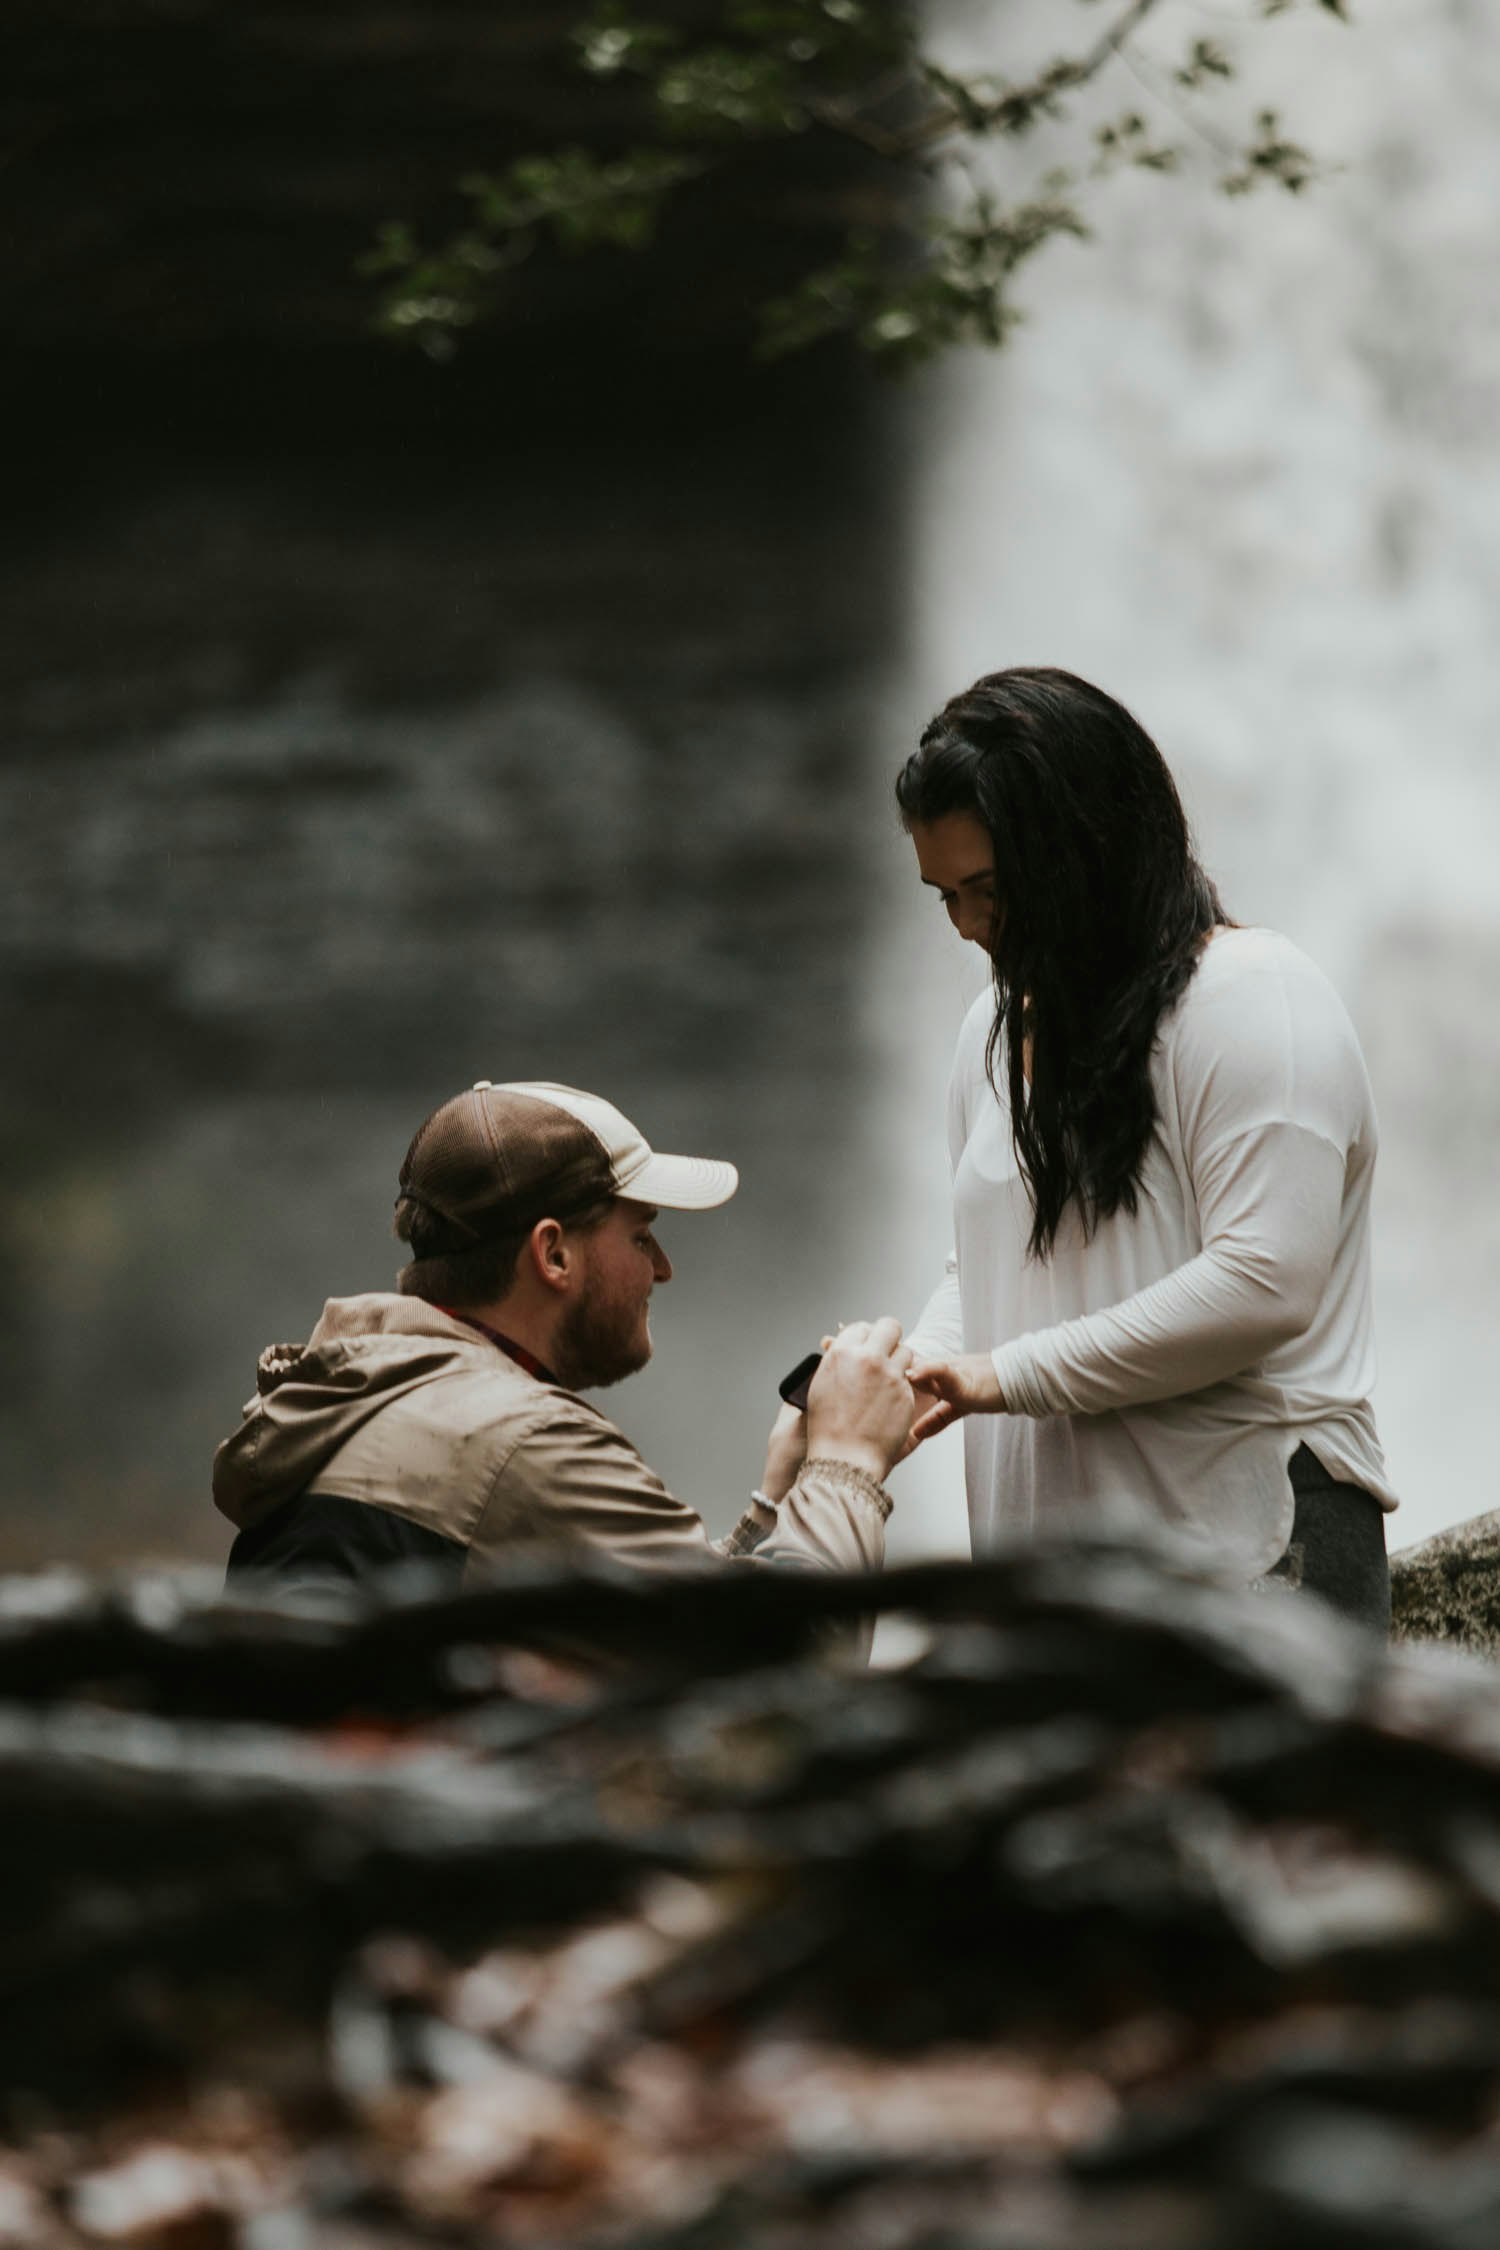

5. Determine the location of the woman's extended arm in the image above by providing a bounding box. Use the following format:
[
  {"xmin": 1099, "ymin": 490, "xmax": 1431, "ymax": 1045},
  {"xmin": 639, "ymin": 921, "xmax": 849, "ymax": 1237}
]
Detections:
[
  {"xmin": 1023, "ymin": 1120, "xmax": 1339, "ymax": 1406},
  {"xmin": 907, "ymin": 1254, "xmax": 965, "ymax": 1360},
  {"xmin": 910, "ymin": 1122, "xmax": 1343, "ymax": 1433},
  {"xmin": 909, "ymin": 950, "xmax": 1368, "ymax": 1438}
]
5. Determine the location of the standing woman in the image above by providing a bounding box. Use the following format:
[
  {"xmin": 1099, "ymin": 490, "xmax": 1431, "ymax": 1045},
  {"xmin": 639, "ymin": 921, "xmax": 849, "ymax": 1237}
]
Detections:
[{"xmin": 901, "ymin": 667, "xmax": 1395, "ymax": 1628}]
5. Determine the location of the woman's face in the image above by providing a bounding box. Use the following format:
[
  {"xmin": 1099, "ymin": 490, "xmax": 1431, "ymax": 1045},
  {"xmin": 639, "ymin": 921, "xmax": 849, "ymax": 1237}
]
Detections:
[{"xmin": 910, "ymin": 812, "xmax": 1000, "ymax": 951}]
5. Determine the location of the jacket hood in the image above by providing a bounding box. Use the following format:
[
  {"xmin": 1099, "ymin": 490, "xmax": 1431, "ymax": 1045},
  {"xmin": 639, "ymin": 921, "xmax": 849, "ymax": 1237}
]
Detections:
[{"xmin": 213, "ymin": 1294, "xmax": 503, "ymax": 1529}]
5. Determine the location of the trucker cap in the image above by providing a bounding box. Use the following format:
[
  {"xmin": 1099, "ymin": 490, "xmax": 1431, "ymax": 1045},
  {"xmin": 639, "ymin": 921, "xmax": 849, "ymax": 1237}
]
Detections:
[{"xmin": 396, "ymin": 1080, "xmax": 739, "ymax": 1252}]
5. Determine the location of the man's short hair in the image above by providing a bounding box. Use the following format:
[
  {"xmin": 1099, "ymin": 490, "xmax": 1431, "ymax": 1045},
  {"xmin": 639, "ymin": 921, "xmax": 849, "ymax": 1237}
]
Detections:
[{"xmin": 394, "ymin": 1194, "xmax": 613, "ymax": 1308}]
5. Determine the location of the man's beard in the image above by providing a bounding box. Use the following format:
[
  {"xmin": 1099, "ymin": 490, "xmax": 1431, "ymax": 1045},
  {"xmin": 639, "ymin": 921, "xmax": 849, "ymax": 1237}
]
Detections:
[{"xmin": 553, "ymin": 1290, "xmax": 652, "ymax": 1391}]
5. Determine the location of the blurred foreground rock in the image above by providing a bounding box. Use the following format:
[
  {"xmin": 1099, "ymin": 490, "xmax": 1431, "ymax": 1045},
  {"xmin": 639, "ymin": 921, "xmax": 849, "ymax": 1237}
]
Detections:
[
  {"xmin": 4, "ymin": 1545, "xmax": 1500, "ymax": 2247},
  {"xmin": 1391, "ymin": 1511, "xmax": 1500, "ymax": 1659}
]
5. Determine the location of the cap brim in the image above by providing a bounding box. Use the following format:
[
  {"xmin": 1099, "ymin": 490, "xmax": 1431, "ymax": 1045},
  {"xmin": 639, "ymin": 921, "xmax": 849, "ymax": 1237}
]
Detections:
[{"xmin": 622, "ymin": 1151, "xmax": 739, "ymax": 1211}]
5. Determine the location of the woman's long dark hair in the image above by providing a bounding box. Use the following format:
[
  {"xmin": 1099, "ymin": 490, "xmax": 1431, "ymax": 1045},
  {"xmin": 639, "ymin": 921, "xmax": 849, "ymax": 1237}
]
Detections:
[{"xmin": 896, "ymin": 667, "xmax": 1227, "ymax": 1261}]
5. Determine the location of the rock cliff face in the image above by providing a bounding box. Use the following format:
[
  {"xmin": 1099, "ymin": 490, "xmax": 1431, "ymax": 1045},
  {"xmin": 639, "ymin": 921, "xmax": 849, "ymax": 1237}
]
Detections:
[{"xmin": 0, "ymin": 5, "xmax": 911, "ymax": 1565}]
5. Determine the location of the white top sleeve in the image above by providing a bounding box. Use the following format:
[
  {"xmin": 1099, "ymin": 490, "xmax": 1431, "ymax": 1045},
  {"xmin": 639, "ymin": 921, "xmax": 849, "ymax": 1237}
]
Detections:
[
  {"xmin": 991, "ymin": 948, "xmax": 1362, "ymax": 1418},
  {"xmin": 908, "ymin": 1256, "xmax": 965, "ymax": 1358},
  {"xmin": 907, "ymin": 992, "xmax": 979, "ymax": 1361}
]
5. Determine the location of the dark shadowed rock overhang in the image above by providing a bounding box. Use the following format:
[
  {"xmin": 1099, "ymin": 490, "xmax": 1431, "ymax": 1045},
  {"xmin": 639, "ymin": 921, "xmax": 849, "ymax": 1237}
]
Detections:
[{"xmin": 6, "ymin": 0, "xmax": 906, "ymax": 445}]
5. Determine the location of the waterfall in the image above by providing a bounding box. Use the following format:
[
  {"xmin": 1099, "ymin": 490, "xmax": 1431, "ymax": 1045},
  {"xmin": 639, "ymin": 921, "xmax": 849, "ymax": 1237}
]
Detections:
[{"xmin": 888, "ymin": 0, "xmax": 1500, "ymax": 1551}]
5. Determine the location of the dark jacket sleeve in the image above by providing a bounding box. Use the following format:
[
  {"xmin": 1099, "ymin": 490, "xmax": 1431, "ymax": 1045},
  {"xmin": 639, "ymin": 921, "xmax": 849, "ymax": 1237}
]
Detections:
[{"xmin": 225, "ymin": 1492, "xmax": 465, "ymax": 1598}]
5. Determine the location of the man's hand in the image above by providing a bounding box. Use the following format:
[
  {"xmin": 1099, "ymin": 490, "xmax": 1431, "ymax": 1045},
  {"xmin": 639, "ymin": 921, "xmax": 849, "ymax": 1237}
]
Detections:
[
  {"xmin": 758, "ymin": 1400, "xmax": 808, "ymax": 1505},
  {"xmin": 805, "ymin": 1317, "xmax": 916, "ymax": 1483},
  {"xmin": 905, "ymin": 1353, "xmax": 1006, "ymax": 1445}
]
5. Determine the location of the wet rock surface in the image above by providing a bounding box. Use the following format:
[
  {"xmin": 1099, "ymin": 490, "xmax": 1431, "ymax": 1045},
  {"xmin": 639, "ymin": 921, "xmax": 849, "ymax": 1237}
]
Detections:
[
  {"xmin": 0, "ymin": 422, "xmax": 909, "ymax": 1568},
  {"xmin": 4, "ymin": 1542, "xmax": 1500, "ymax": 2246}
]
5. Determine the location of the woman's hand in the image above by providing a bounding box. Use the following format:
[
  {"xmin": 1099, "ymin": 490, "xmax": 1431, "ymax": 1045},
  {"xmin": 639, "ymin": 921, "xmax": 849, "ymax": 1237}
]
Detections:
[{"xmin": 905, "ymin": 1353, "xmax": 1006, "ymax": 1444}]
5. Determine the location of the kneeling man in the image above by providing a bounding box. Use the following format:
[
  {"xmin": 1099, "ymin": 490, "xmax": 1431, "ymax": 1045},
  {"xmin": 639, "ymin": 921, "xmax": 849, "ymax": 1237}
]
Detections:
[{"xmin": 215, "ymin": 1081, "xmax": 913, "ymax": 1607}]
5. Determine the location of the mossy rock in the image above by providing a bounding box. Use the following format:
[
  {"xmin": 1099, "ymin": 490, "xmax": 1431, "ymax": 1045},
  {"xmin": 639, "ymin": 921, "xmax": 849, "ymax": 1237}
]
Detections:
[{"xmin": 1391, "ymin": 1510, "xmax": 1500, "ymax": 1656}]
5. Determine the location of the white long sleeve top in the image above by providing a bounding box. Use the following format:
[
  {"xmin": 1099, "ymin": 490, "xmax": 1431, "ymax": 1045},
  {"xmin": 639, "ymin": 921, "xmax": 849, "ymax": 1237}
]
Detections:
[{"xmin": 908, "ymin": 928, "xmax": 1396, "ymax": 1578}]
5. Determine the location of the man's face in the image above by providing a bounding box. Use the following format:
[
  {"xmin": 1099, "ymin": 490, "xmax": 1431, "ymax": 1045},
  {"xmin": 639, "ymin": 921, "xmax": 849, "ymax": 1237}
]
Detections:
[{"xmin": 554, "ymin": 1197, "xmax": 672, "ymax": 1390}]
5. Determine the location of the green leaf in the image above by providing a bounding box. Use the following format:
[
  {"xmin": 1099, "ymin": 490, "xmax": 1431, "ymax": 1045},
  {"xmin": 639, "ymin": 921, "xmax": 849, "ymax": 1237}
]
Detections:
[
  {"xmin": 1175, "ymin": 38, "xmax": 1235, "ymax": 91},
  {"xmin": 760, "ymin": 189, "xmax": 1088, "ymax": 369},
  {"xmin": 654, "ymin": 47, "xmax": 806, "ymax": 135},
  {"xmin": 364, "ymin": 0, "xmax": 1348, "ymax": 369},
  {"xmin": 1092, "ymin": 109, "xmax": 1180, "ymax": 178},
  {"xmin": 575, "ymin": 6, "xmax": 679, "ymax": 78},
  {"xmin": 1223, "ymin": 107, "xmax": 1317, "ymax": 194},
  {"xmin": 355, "ymin": 220, "xmax": 418, "ymax": 279}
]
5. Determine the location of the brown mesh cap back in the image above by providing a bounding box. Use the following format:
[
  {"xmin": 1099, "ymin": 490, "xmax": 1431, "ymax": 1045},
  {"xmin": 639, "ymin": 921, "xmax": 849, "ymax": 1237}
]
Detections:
[{"xmin": 397, "ymin": 1085, "xmax": 617, "ymax": 1252}]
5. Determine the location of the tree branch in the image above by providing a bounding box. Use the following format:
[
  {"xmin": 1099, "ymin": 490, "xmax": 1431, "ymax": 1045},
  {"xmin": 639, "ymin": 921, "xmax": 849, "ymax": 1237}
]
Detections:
[
  {"xmin": 904, "ymin": 0, "xmax": 1170, "ymax": 153},
  {"xmin": 1108, "ymin": 35, "xmax": 1242, "ymax": 166}
]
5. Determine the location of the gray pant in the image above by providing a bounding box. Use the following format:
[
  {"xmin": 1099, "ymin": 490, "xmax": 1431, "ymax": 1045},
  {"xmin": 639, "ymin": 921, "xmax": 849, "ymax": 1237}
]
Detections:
[{"xmin": 1266, "ymin": 1442, "xmax": 1390, "ymax": 1636}]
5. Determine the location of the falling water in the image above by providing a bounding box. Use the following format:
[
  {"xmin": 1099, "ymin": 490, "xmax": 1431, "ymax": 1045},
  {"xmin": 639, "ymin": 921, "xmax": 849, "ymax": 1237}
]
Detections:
[{"xmin": 890, "ymin": 0, "xmax": 1500, "ymax": 1552}]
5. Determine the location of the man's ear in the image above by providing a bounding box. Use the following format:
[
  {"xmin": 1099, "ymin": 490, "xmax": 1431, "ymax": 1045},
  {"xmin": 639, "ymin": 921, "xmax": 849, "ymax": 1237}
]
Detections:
[{"xmin": 527, "ymin": 1216, "xmax": 572, "ymax": 1295}]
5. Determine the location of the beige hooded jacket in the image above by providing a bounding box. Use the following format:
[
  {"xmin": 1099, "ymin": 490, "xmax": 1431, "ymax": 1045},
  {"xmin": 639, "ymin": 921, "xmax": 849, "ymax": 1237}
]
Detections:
[{"xmin": 214, "ymin": 1294, "xmax": 891, "ymax": 1593}]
